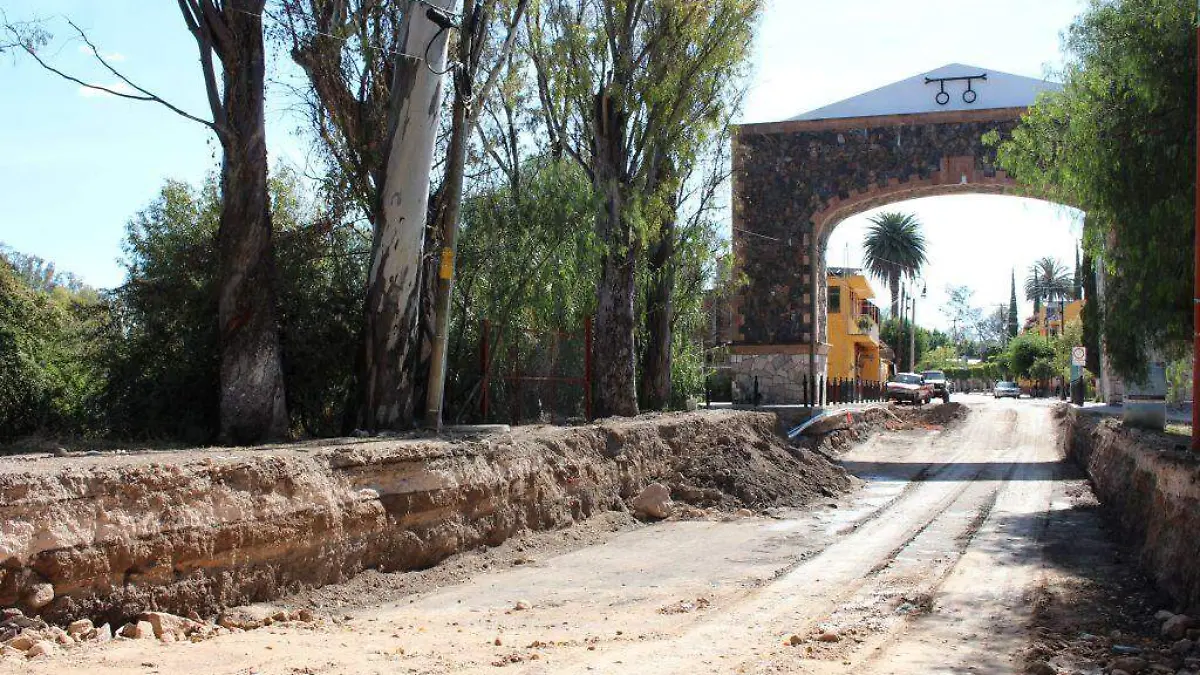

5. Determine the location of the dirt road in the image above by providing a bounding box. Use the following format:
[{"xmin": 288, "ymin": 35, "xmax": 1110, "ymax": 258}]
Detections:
[{"xmin": 2, "ymin": 397, "xmax": 1155, "ymax": 674}]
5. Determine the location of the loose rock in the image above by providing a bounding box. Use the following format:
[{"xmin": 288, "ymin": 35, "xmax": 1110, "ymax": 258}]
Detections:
[
  {"xmin": 8, "ymin": 632, "xmax": 37, "ymax": 651},
  {"xmin": 787, "ymin": 634, "xmax": 802, "ymax": 646},
  {"xmin": 818, "ymin": 630, "xmax": 840, "ymax": 643},
  {"xmin": 631, "ymin": 483, "xmax": 673, "ymax": 519},
  {"xmin": 1164, "ymin": 615, "xmax": 1194, "ymax": 640},
  {"xmin": 25, "ymin": 640, "xmax": 54, "ymax": 658},
  {"xmin": 66, "ymin": 619, "xmax": 93, "ymax": 637},
  {"xmin": 513, "ymin": 600, "xmax": 531, "ymax": 611},
  {"xmin": 140, "ymin": 611, "xmax": 202, "ymax": 640},
  {"xmin": 118, "ymin": 621, "xmax": 155, "ymax": 640},
  {"xmin": 24, "ymin": 583, "xmax": 54, "ymax": 610}
]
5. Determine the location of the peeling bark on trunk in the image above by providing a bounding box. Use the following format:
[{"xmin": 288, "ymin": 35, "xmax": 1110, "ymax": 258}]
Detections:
[
  {"xmin": 592, "ymin": 91, "xmax": 639, "ymax": 419},
  {"xmin": 358, "ymin": 0, "xmax": 455, "ymax": 431},
  {"xmin": 216, "ymin": 2, "xmax": 288, "ymax": 444}
]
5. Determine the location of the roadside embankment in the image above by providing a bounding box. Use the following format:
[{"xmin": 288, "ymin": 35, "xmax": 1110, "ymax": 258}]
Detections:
[
  {"xmin": 0, "ymin": 411, "xmax": 852, "ymax": 627},
  {"xmin": 1060, "ymin": 405, "xmax": 1200, "ymax": 614}
]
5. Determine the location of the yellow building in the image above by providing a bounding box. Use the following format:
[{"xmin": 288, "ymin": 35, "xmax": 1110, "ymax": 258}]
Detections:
[
  {"xmin": 827, "ymin": 269, "xmax": 890, "ymax": 382},
  {"xmin": 1031, "ymin": 299, "xmax": 1084, "ymax": 337}
]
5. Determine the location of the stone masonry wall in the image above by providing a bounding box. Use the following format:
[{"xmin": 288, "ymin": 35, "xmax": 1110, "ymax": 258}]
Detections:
[
  {"xmin": 732, "ymin": 111, "xmax": 1022, "ymax": 348},
  {"xmin": 730, "ymin": 353, "xmax": 827, "ymax": 405}
]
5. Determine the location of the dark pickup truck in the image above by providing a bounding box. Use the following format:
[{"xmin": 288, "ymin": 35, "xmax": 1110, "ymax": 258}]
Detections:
[{"xmin": 921, "ymin": 370, "xmax": 951, "ymax": 403}]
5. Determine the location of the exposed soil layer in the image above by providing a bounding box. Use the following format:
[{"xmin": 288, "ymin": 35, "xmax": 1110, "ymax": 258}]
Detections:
[
  {"xmin": 0, "ymin": 411, "xmax": 852, "ymax": 627},
  {"xmin": 1060, "ymin": 405, "xmax": 1200, "ymax": 615}
]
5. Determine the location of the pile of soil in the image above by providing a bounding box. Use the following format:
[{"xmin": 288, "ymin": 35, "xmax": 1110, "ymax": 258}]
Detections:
[
  {"xmin": 667, "ymin": 425, "xmax": 856, "ymax": 509},
  {"xmin": 887, "ymin": 401, "xmax": 968, "ymax": 429},
  {"xmin": 1, "ymin": 410, "xmax": 856, "ymax": 627}
]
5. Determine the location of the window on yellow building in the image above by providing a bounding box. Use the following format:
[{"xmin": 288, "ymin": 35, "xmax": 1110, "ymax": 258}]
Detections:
[{"xmin": 829, "ymin": 286, "xmax": 841, "ymax": 314}]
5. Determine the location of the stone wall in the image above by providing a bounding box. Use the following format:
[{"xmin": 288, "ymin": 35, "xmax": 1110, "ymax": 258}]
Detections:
[
  {"xmin": 1061, "ymin": 406, "xmax": 1200, "ymax": 614},
  {"xmin": 730, "ymin": 353, "xmax": 827, "ymax": 404},
  {"xmin": 732, "ymin": 109, "xmax": 1024, "ymax": 348}
]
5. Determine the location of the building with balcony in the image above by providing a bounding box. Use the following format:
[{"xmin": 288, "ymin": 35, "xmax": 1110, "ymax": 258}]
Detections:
[
  {"xmin": 1028, "ymin": 299, "xmax": 1084, "ymax": 337},
  {"xmin": 827, "ymin": 268, "xmax": 891, "ymax": 382}
]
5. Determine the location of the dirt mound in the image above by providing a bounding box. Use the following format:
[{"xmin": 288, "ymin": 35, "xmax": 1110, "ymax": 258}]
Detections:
[
  {"xmin": 887, "ymin": 401, "xmax": 968, "ymax": 429},
  {"xmin": 0, "ymin": 410, "xmax": 854, "ymax": 626},
  {"xmin": 665, "ymin": 419, "xmax": 856, "ymax": 509}
]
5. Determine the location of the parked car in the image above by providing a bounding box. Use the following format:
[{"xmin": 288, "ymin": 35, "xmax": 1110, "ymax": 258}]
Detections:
[
  {"xmin": 993, "ymin": 381, "xmax": 1021, "ymax": 399},
  {"xmin": 920, "ymin": 370, "xmax": 951, "ymax": 403},
  {"xmin": 887, "ymin": 373, "xmax": 933, "ymax": 405}
]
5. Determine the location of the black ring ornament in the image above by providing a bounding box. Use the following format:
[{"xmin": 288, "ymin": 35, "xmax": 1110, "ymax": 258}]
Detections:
[{"xmin": 924, "ymin": 73, "xmax": 988, "ymax": 106}]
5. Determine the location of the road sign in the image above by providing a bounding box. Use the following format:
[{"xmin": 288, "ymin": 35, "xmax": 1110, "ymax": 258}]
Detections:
[{"xmin": 1071, "ymin": 346, "xmax": 1087, "ymax": 367}]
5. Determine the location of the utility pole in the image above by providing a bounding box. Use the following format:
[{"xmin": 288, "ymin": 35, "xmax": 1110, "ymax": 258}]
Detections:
[
  {"xmin": 1193, "ymin": 0, "xmax": 1199, "ymax": 451},
  {"xmin": 425, "ymin": 1, "xmax": 476, "ymax": 432},
  {"xmin": 909, "ymin": 297, "xmax": 917, "ymax": 372}
]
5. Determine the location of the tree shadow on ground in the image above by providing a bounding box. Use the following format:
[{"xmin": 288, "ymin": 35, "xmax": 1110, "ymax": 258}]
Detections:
[{"xmin": 968, "ymin": 477, "xmax": 1190, "ymax": 674}]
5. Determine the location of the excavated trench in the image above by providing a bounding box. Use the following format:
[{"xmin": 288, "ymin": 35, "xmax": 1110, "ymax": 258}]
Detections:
[{"xmin": 0, "ymin": 411, "xmax": 852, "ymax": 627}]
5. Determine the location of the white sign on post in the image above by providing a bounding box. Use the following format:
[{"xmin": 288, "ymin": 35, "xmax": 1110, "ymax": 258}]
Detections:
[{"xmin": 1071, "ymin": 346, "xmax": 1087, "ymax": 367}]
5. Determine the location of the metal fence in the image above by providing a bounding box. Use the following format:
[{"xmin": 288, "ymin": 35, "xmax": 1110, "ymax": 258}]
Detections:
[
  {"xmin": 745, "ymin": 374, "xmax": 888, "ymax": 407},
  {"xmin": 479, "ymin": 318, "xmax": 592, "ymax": 425}
]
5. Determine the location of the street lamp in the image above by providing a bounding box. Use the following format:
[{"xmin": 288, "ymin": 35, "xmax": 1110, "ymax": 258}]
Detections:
[{"xmin": 906, "ymin": 279, "xmax": 927, "ymax": 372}]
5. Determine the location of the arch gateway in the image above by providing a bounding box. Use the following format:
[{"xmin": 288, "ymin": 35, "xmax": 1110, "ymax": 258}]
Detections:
[{"xmin": 728, "ymin": 64, "xmax": 1062, "ymax": 403}]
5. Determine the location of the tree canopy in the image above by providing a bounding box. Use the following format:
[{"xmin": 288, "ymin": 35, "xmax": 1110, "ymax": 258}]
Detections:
[
  {"xmin": 862, "ymin": 211, "xmax": 928, "ymax": 319},
  {"xmin": 994, "ymin": 0, "xmax": 1196, "ymax": 377}
]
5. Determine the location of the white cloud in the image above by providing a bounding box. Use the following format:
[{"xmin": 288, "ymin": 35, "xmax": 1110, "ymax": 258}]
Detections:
[
  {"xmin": 77, "ymin": 44, "xmax": 127, "ymax": 62},
  {"xmin": 78, "ymin": 82, "xmax": 137, "ymax": 99}
]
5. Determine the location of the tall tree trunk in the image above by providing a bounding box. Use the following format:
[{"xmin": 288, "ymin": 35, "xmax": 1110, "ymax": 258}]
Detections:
[
  {"xmin": 592, "ymin": 91, "xmax": 638, "ymax": 418},
  {"xmin": 216, "ymin": 1, "xmax": 288, "ymax": 444},
  {"xmin": 358, "ymin": 0, "xmax": 455, "ymax": 431},
  {"xmin": 639, "ymin": 160, "xmax": 677, "ymax": 412},
  {"xmin": 889, "ymin": 272, "xmax": 900, "ymax": 319}
]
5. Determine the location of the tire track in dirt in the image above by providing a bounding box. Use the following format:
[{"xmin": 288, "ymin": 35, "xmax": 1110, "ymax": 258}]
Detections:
[{"xmin": 540, "ymin": 404, "xmax": 1033, "ymax": 674}]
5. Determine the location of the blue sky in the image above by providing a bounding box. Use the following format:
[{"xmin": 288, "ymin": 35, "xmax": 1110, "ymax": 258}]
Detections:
[{"xmin": 0, "ymin": 0, "xmax": 1086, "ymax": 329}]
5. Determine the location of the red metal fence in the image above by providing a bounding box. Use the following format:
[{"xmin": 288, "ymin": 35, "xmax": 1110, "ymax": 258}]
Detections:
[{"xmin": 480, "ymin": 318, "xmax": 592, "ymax": 425}]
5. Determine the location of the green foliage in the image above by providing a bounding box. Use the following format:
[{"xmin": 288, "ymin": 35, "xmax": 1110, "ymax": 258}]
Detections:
[
  {"xmin": 0, "ymin": 253, "xmax": 105, "ymax": 441},
  {"xmin": 5, "ymin": 169, "xmax": 369, "ymax": 443},
  {"xmin": 1007, "ymin": 270, "xmax": 1019, "ymax": 338},
  {"xmin": 97, "ymin": 180, "xmax": 221, "ymax": 441},
  {"xmin": 1024, "ymin": 257, "xmax": 1072, "ymax": 323},
  {"xmin": 994, "ymin": 0, "xmax": 1196, "ymax": 377},
  {"xmin": 919, "ymin": 345, "xmax": 960, "ymax": 371},
  {"xmin": 880, "ymin": 317, "xmax": 931, "ymax": 371},
  {"xmin": 1005, "ymin": 332, "xmax": 1057, "ymax": 380},
  {"xmin": 862, "ymin": 212, "xmax": 927, "ymax": 316},
  {"xmin": 448, "ymin": 160, "xmax": 598, "ymax": 420},
  {"xmin": 1030, "ymin": 357, "xmax": 1059, "ymax": 383}
]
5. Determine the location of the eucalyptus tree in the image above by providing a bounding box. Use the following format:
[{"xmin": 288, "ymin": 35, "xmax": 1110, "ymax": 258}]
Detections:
[
  {"xmin": 526, "ymin": 0, "xmax": 762, "ymax": 416},
  {"xmin": 862, "ymin": 212, "xmax": 928, "ymax": 319},
  {"xmin": 7, "ymin": 2, "xmax": 289, "ymax": 443},
  {"xmin": 282, "ymin": 0, "xmax": 526, "ymax": 430}
]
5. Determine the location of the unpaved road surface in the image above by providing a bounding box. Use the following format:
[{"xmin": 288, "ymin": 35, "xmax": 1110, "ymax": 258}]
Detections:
[{"xmin": 2, "ymin": 397, "xmax": 1159, "ymax": 674}]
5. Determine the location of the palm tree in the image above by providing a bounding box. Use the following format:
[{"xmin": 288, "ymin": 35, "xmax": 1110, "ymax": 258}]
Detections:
[
  {"xmin": 862, "ymin": 212, "xmax": 928, "ymax": 318},
  {"xmin": 1024, "ymin": 257, "xmax": 1072, "ymax": 334}
]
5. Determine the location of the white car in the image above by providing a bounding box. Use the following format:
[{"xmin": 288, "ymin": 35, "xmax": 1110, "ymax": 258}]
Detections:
[{"xmin": 993, "ymin": 381, "xmax": 1021, "ymax": 399}]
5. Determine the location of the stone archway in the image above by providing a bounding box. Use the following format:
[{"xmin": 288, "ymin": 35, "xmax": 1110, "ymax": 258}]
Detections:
[{"xmin": 728, "ymin": 64, "xmax": 1061, "ymax": 403}]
